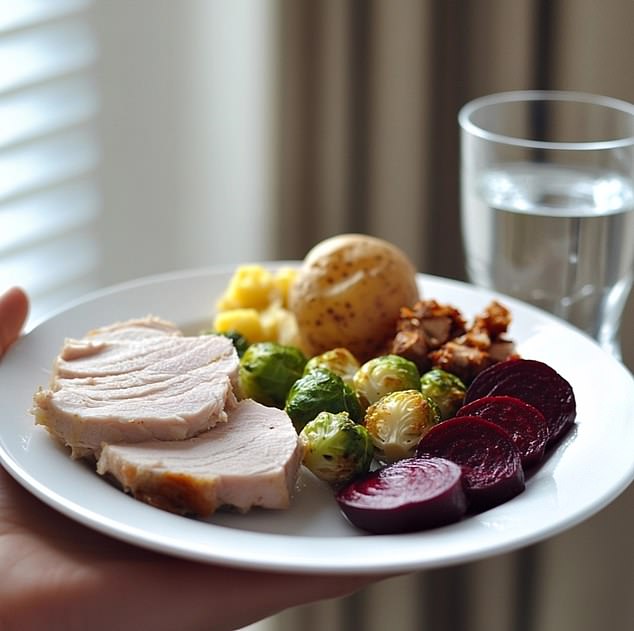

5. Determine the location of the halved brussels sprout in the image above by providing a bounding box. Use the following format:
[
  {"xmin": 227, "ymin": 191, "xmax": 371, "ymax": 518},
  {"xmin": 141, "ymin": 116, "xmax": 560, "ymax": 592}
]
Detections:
[
  {"xmin": 238, "ymin": 342, "xmax": 306, "ymax": 408},
  {"xmin": 303, "ymin": 347, "xmax": 360, "ymax": 388},
  {"xmin": 353, "ymin": 354, "xmax": 420, "ymax": 409},
  {"xmin": 420, "ymin": 368, "xmax": 466, "ymax": 420},
  {"xmin": 285, "ymin": 368, "xmax": 363, "ymax": 432},
  {"xmin": 364, "ymin": 389, "xmax": 441, "ymax": 463},
  {"xmin": 299, "ymin": 411, "xmax": 374, "ymax": 485}
]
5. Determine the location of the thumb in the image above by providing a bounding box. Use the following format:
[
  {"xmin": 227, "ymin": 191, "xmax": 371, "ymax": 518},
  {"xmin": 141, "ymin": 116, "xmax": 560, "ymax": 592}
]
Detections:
[{"xmin": 0, "ymin": 287, "xmax": 29, "ymax": 357}]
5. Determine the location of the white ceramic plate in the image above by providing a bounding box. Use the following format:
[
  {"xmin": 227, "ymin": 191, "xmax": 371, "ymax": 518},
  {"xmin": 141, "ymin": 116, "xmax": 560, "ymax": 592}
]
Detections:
[{"xmin": 1, "ymin": 267, "xmax": 633, "ymax": 574}]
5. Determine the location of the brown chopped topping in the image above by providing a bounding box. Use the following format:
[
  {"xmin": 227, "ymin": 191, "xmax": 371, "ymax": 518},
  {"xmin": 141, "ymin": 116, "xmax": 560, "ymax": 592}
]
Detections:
[
  {"xmin": 387, "ymin": 299, "xmax": 467, "ymax": 370},
  {"xmin": 388, "ymin": 299, "xmax": 518, "ymax": 382},
  {"xmin": 390, "ymin": 329, "xmax": 433, "ymax": 371},
  {"xmin": 429, "ymin": 340, "xmax": 495, "ymax": 385},
  {"xmin": 472, "ymin": 300, "xmax": 513, "ymax": 338}
]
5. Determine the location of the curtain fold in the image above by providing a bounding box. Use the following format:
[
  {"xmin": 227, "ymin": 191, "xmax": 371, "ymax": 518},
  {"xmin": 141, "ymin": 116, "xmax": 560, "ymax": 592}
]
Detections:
[{"xmin": 271, "ymin": 1, "xmax": 634, "ymax": 630}]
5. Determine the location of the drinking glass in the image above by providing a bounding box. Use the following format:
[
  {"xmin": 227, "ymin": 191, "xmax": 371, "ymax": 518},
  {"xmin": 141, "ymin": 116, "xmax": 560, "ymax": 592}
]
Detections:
[{"xmin": 459, "ymin": 91, "xmax": 634, "ymax": 359}]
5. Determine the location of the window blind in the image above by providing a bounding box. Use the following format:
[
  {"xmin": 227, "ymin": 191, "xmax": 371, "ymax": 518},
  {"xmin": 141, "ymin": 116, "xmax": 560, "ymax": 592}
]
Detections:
[{"xmin": 0, "ymin": 0, "xmax": 100, "ymax": 327}]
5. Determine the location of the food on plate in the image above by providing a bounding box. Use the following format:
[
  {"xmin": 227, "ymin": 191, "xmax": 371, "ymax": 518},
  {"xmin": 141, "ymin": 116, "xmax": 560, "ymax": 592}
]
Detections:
[
  {"xmin": 419, "ymin": 368, "xmax": 466, "ymax": 420},
  {"xmin": 388, "ymin": 299, "xmax": 518, "ymax": 384},
  {"xmin": 303, "ymin": 347, "xmax": 360, "ymax": 388},
  {"xmin": 416, "ymin": 415, "xmax": 525, "ymax": 512},
  {"xmin": 97, "ymin": 399, "xmax": 302, "ymax": 517},
  {"xmin": 214, "ymin": 264, "xmax": 300, "ymax": 347},
  {"xmin": 456, "ymin": 396, "xmax": 549, "ymax": 468},
  {"xmin": 238, "ymin": 341, "xmax": 307, "ymax": 408},
  {"xmin": 212, "ymin": 329, "xmax": 250, "ymax": 357},
  {"xmin": 214, "ymin": 305, "xmax": 300, "ymax": 348},
  {"xmin": 336, "ymin": 457, "xmax": 467, "ymax": 534},
  {"xmin": 363, "ymin": 390, "xmax": 441, "ymax": 463},
  {"xmin": 285, "ymin": 368, "xmax": 363, "ymax": 432},
  {"xmin": 299, "ymin": 411, "xmax": 374, "ymax": 485},
  {"xmin": 213, "ymin": 308, "xmax": 266, "ymax": 344},
  {"xmin": 31, "ymin": 317, "xmax": 239, "ymax": 459},
  {"xmin": 87, "ymin": 316, "xmax": 182, "ymax": 340},
  {"xmin": 353, "ymin": 354, "xmax": 421, "ymax": 409},
  {"xmin": 289, "ymin": 234, "xmax": 419, "ymax": 360},
  {"xmin": 464, "ymin": 358, "xmax": 577, "ymax": 446},
  {"xmin": 216, "ymin": 264, "xmax": 296, "ymax": 311},
  {"xmin": 388, "ymin": 299, "xmax": 467, "ymax": 370},
  {"xmin": 29, "ymin": 233, "xmax": 578, "ymax": 530},
  {"xmin": 428, "ymin": 301, "xmax": 518, "ymax": 384}
]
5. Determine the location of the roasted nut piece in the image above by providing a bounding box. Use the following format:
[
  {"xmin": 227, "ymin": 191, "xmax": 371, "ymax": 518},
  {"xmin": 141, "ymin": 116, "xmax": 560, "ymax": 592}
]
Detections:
[
  {"xmin": 389, "ymin": 299, "xmax": 467, "ymax": 370},
  {"xmin": 429, "ymin": 301, "xmax": 518, "ymax": 384}
]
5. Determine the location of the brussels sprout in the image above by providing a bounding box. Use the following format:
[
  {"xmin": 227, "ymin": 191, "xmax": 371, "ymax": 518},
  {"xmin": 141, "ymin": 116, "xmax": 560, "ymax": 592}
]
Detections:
[
  {"xmin": 285, "ymin": 368, "xmax": 363, "ymax": 432},
  {"xmin": 303, "ymin": 348, "xmax": 360, "ymax": 388},
  {"xmin": 299, "ymin": 411, "xmax": 374, "ymax": 485},
  {"xmin": 353, "ymin": 354, "xmax": 421, "ymax": 409},
  {"xmin": 239, "ymin": 342, "xmax": 307, "ymax": 408},
  {"xmin": 364, "ymin": 390, "xmax": 441, "ymax": 463},
  {"xmin": 420, "ymin": 368, "xmax": 466, "ymax": 420}
]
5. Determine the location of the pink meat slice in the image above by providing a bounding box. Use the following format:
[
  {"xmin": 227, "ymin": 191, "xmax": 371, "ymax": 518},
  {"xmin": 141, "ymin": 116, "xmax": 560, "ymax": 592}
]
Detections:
[
  {"xmin": 86, "ymin": 316, "xmax": 183, "ymax": 341},
  {"xmin": 32, "ymin": 317, "xmax": 239, "ymax": 458},
  {"xmin": 96, "ymin": 399, "xmax": 303, "ymax": 516}
]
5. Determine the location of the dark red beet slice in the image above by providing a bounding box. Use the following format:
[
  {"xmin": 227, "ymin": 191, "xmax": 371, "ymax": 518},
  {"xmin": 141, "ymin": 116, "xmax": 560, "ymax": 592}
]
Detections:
[
  {"xmin": 456, "ymin": 395, "xmax": 548, "ymax": 468},
  {"xmin": 416, "ymin": 416, "xmax": 525, "ymax": 512},
  {"xmin": 336, "ymin": 457, "xmax": 467, "ymax": 534},
  {"xmin": 464, "ymin": 358, "xmax": 576, "ymax": 446}
]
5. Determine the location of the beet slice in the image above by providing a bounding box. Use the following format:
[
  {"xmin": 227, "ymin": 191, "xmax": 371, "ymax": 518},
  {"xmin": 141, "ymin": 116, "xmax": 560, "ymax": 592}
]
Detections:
[
  {"xmin": 416, "ymin": 416, "xmax": 525, "ymax": 512},
  {"xmin": 336, "ymin": 457, "xmax": 467, "ymax": 534},
  {"xmin": 464, "ymin": 358, "xmax": 576, "ymax": 446},
  {"xmin": 456, "ymin": 395, "xmax": 548, "ymax": 468}
]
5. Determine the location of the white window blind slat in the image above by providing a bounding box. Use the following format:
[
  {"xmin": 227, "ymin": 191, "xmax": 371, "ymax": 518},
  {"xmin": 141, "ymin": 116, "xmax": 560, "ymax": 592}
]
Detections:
[
  {"xmin": 0, "ymin": 20, "xmax": 97, "ymax": 94},
  {"xmin": 0, "ymin": 180, "xmax": 99, "ymax": 254},
  {"xmin": 0, "ymin": 128, "xmax": 99, "ymax": 201},
  {"xmin": 0, "ymin": 75, "xmax": 98, "ymax": 147},
  {"xmin": 0, "ymin": 231, "xmax": 99, "ymax": 297},
  {"xmin": 0, "ymin": 0, "xmax": 100, "ymax": 327},
  {"xmin": 0, "ymin": 0, "xmax": 93, "ymax": 34}
]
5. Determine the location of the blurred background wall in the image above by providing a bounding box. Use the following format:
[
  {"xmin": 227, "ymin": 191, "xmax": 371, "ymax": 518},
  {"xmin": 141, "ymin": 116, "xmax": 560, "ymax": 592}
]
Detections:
[{"xmin": 0, "ymin": 1, "xmax": 632, "ymax": 630}]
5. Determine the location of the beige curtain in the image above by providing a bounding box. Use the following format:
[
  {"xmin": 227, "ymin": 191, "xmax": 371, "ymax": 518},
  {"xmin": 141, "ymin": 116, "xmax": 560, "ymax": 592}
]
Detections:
[{"xmin": 266, "ymin": 1, "xmax": 634, "ymax": 630}]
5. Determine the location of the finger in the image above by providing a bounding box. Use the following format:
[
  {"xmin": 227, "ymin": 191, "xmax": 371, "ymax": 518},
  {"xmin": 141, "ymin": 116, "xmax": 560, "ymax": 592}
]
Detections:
[{"xmin": 0, "ymin": 287, "xmax": 29, "ymax": 357}]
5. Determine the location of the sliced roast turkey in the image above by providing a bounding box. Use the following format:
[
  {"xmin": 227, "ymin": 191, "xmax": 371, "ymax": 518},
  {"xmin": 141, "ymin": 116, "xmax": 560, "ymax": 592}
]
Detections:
[
  {"xmin": 96, "ymin": 399, "xmax": 303, "ymax": 516},
  {"xmin": 32, "ymin": 317, "xmax": 239, "ymax": 458}
]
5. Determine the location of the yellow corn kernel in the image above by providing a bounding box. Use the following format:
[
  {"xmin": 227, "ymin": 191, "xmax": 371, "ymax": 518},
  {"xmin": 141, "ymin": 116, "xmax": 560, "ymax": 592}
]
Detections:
[
  {"xmin": 216, "ymin": 265, "xmax": 276, "ymax": 312},
  {"xmin": 213, "ymin": 308, "xmax": 265, "ymax": 343},
  {"xmin": 260, "ymin": 305, "xmax": 301, "ymax": 348},
  {"xmin": 273, "ymin": 268, "xmax": 298, "ymax": 308}
]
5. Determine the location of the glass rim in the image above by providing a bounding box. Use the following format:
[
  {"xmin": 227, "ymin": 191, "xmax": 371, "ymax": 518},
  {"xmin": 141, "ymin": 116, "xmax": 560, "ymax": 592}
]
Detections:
[{"xmin": 458, "ymin": 90, "xmax": 634, "ymax": 151}]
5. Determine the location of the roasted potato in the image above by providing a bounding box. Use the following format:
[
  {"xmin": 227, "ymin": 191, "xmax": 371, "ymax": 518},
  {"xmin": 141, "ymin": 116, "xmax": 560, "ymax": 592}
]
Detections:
[{"xmin": 289, "ymin": 234, "xmax": 419, "ymax": 360}]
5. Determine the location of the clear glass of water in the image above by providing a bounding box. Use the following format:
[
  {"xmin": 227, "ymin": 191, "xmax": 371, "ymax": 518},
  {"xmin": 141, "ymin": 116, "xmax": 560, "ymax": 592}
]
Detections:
[{"xmin": 459, "ymin": 91, "xmax": 634, "ymax": 359}]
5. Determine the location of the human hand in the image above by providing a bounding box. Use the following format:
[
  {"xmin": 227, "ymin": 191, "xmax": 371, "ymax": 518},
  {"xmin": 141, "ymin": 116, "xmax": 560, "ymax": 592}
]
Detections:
[
  {"xmin": 0, "ymin": 288, "xmax": 378, "ymax": 630},
  {"xmin": 0, "ymin": 464, "xmax": 374, "ymax": 631},
  {"xmin": 0, "ymin": 287, "xmax": 28, "ymax": 357}
]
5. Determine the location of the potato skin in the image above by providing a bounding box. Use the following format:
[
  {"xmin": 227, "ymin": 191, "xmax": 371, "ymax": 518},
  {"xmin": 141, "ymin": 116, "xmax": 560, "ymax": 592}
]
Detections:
[{"xmin": 289, "ymin": 234, "xmax": 420, "ymax": 360}]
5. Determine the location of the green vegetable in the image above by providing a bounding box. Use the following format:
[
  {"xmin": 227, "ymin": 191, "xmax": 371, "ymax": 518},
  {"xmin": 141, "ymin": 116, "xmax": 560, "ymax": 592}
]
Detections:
[
  {"xmin": 353, "ymin": 354, "xmax": 421, "ymax": 408},
  {"xmin": 303, "ymin": 347, "xmax": 360, "ymax": 388},
  {"xmin": 218, "ymin": 329, "xmax": 250, "ymax": 357},
  {"xmin": 299, "ymin": 411, "xmax": 374, "ymax": 485},
  {"xmin": 420, "ymin": 368, "xmax": 466, "ymax": 420},
  {"xmin": 239, "ymin": 342, "xmax": 307, "ymax": 408},
  {"xmin": 285, "ymin": 368, "xmax": 363, "ymax": 432},
  {"xmin": 364, "ymin": 389, "xmax": 441, "ymax": 463}
]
